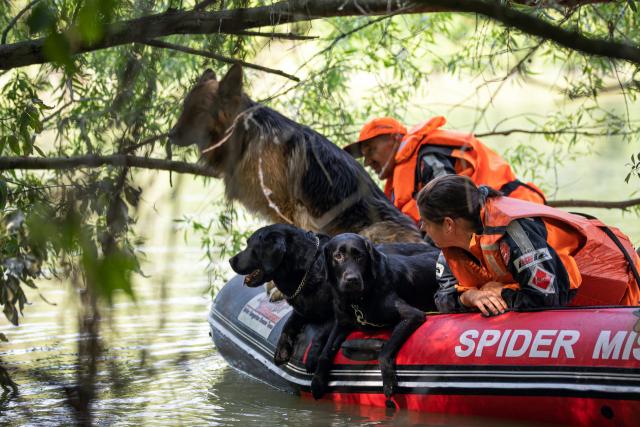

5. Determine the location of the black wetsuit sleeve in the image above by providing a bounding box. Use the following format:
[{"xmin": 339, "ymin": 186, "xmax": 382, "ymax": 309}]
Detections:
[
  {"xmin": 500, "ymin": 217, "xmax": 576, "ymax": 309},
  {"xmin": 434, "ymin": 251, "xmax": 468, "ymax": 313}
]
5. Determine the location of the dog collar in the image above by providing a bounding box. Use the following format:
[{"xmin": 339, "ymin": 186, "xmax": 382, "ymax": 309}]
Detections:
[
  {"xmin": 351, "ymin": 304, "xmax": 388, "ymax": 328},
  {"xmin": 289, "ymin": 236, "xmax": 320, "ymax": 300}
]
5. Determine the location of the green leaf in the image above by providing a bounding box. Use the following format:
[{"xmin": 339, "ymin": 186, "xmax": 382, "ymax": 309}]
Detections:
[
  {"xmin": 8, "ymin": 135, "xmax": 20, "ymax": 156},
  {"xmin": 26, "ymin": 3, "xmax": 57, "ymax": 34},
  {"xmin": 0, "ymin": 136, "xmax": 6, "ymax": 154},
  {"xmin": 43, "ymin": 32, "xmax": 78, "ymax": 73},
  {"xmin": 0, "ymin": 179, "xmax": 7, "ymax": 211},
  {"xmin": 20, "ymin": 128, "xmax": 31, "ymax": 155},
  {"xmin": 0, "ymin": 333, "xmax": 8, "ymax": 342},
  {"xmin": 33, "ymin": 145, "xmax": 46, "ymax": 158},
  {"xmin": 32, "ymin": 99, "xmax": 54, "ymax": 110},
  {"xmin": 626, "ymin": 172, "xmax": 632, "ymax": 183},
  {"xmin": 628, "ymin": 0, "xmax": 638, "ymax": 13}
]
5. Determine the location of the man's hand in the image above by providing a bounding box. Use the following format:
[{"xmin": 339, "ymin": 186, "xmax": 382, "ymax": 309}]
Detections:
[{"xmin": 460, "ymin": 288, "xmax": 508, "ymax": 316}]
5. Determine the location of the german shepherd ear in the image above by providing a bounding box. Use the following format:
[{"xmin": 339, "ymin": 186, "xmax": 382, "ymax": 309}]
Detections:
[
  {"xmin": 262, "ymin": 235, "xmax": 286, "ymax": 274},
  {"xmin": 365, "ymin": 239, "xmax": 381, "ymax": 279},
  {"xmin": 200, "ymin": 69, "xmax": 217, "ymax": 84},
  {"xmin": 219, "ymin": 64, "xmax": 243, "ymax": 101}
]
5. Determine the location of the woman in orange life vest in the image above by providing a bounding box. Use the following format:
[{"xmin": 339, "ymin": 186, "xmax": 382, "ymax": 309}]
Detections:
[
  {"xmin": 343, "ymin": 116, "xmax": 547, "ymax": 229},
  {"xmin": 415, "ymin": 174, "xmax": 640, "ymax": 315}
]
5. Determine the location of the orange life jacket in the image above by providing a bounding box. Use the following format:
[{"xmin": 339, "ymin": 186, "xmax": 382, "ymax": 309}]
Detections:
[
  {"xmin": 442, "ymin": 196, "xmax": 640, "ymax": 307},
  {"xmin": 386, "ymin": 116, "xmax": 546, "ymax": 225}
]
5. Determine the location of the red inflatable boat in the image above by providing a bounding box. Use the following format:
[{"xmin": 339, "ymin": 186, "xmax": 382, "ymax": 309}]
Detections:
[{"xmin": 207, "ymin": 275, "xmax": 640, "ymax": 426}]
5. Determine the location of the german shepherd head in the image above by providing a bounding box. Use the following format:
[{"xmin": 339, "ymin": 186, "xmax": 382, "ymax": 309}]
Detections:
[{"xmin": 168, "ymin": 64, "xmax": 245, "ymax": 178}]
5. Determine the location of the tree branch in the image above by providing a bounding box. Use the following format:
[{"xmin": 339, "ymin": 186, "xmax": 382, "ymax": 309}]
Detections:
[
  {"xmin": 226, "ymin": 30, "xmax": 318, "ymax": 40},
  {"xmin": 1, "ymin": 0, "xmax": 42, "ymax": 45},
  {"xmin": 0, "ymin": 155, "xmax": 218, "ymax": 178},
  {"xmin": 475, "ymin": 128, "xmax": 637, "ymax": 137},
  {"xmin": 415, "ymin": 0, "xmax": 640, "ymax": 64},
  {"xmin": 549, "ymin": 198, "xmax": 640, "ymax": 210},
  {"xmin": 1, "ymin": 0, "xmax": 633, "ymax": 70},
  {"xmin": 142, "ymin": 39, "xmax": 300, "ymax": 81}
]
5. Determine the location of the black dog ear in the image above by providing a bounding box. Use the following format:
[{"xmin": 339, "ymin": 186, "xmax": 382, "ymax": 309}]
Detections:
[
  {"xmin": 365, "ymin": 239, "xmax": 382, "ymax": 279},
  {"xmin": 199, "ymin": 69, "xmax": 217, "ymax": 84},
  {"xmin": 262, "ymin": 235, "xmax": 286, "ymax": 274},
  {"xmin": 316, "ymin": 244, "xmax": 330, "ymax": 282}
]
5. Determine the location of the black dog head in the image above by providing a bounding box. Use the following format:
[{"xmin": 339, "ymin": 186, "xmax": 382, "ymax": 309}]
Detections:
[
  {"xmin": 323, "ymin": 233, "xmax": 382, "ymax": 295},
  {"xmin": 229, "ymin": 225, "xmax": 289, "ymax": 287}
]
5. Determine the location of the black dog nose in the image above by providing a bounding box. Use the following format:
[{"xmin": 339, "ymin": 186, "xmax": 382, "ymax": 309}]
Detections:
[
  {"xmin": 229, "ymin": 255, "xmax": 237, "ymax": 269},
  {"xmin": 345, "ymin": 274, "xmax": 359, "ymax": 284}
]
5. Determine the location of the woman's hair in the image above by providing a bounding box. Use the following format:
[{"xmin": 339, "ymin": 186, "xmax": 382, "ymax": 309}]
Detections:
[{"xmin": 415, "ymin": 174, "xmax": 502, "ymax": 223}]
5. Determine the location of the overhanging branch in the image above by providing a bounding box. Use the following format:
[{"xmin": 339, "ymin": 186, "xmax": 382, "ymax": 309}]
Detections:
[
  {"xmin": 548, "ymin": 198, "xmax": 640, "ymax": 210},
  {"xmin": 142, "ymin": 39, "xmax": 300, "ymax": 81},
  {"xmin": 2, "ymin": 155, "xmax": 639, "ymax": 210},
  {"xmin": 0, "ymin": 155, "xmax": 218, "ymax": 178},
  {"xmin": 1, "ymin": 0, "xmax": 637, "ymax": 70}
]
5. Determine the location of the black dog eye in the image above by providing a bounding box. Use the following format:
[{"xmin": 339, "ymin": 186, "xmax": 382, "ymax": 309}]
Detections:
[
  {"xmin": 334, "ymin": 253, "xmax": 342, "ymax": 260},
  {"xmin": 355, "ymin": 254, "xmax": 363, "ymax": 261}
]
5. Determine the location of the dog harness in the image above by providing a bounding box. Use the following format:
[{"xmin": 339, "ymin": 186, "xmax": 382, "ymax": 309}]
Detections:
[
  {"xmin": 289, "ymin": 236, "xmax": 320, "ymax": 300},
  {"xmin": 384, "ymin": 116, "xmax": 546, "ymax": 226},
  {"xmin": 351, "ymin": 304, "xmax": 388, "ymax": 328}
]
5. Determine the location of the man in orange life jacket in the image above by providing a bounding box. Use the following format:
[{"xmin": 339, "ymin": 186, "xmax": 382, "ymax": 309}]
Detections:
[{"xmin": 343, "ymin": 116, "xmax": 547, "ymax": 229}]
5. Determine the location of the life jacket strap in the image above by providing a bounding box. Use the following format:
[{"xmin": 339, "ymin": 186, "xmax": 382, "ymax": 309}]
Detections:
[{"xmin": 500, "ymin": 179, "xmax": 548, "ymax": 205}]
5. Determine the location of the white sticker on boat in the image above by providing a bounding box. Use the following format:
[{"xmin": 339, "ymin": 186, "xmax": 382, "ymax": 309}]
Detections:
[{"xmin": 237, "ymin": 293, "xmax": 292, "ymax": 339}]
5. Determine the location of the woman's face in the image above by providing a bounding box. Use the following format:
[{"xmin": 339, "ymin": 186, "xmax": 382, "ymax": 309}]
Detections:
[{"xmin": 420, "ymin": 218, "xmax": 453, "ymax": 248}]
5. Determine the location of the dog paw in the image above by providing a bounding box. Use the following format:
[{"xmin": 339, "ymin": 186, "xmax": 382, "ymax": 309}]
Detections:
[
  {"xmin": 265, "ymin": 280, "xmax": 276, "ymax": 294},
  {"xmin": 310, "ymin": 373, "xmax": 328, "ymax": 401},
  {"xmin": 274, "ymin": 343, "xmax": 292, "ymax": 366},
  {"xmin": 382, "ymin": 370, "xmax": 398, "ymax": 398},
  {"xmin": 305, "ymin": 342, "xmax": 323, "ymax": 373},
  {"xmin": 305, "ymin": 351, "xmax": 320, "ymax": 374},
  {"xmin": 269, "ymin": 289, "xmax": 285, "ymax": 302}
]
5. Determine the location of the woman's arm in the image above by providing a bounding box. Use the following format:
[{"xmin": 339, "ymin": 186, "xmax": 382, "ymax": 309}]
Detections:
[
  {"xmin": 498, "ymin": 217, "xmax": 577, "ymax": 308},
  {"xmin": 434, "ymin": 251, "xmax": 466, "ymax": 312}
]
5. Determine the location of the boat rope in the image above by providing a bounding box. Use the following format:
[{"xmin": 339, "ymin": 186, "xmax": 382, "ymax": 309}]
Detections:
[
  {"xmin": 351, "ymin": 304, "xmax": 388, "ymax": 328},
  {"xmin": 289, "ymin": 236, "xmax": 320, "ymax": 300}
]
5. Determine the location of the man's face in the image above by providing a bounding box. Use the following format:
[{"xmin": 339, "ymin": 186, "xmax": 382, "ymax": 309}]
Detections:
[{"xmin": 360, "ymin": 133, "xmax": 401, "ymax": 180}]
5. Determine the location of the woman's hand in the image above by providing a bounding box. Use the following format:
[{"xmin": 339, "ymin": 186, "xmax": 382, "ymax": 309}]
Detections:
[
  {"xmin": 480, "ymin": 281, "xmax": 506, "ymax": 294},
  {"xmin": 460, "ymin": 289, "xmax": 508, "ymax": 316}
]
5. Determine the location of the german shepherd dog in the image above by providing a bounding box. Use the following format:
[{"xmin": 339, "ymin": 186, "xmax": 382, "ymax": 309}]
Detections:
[
  {"xmin": 311, "ymin": 233, "xmax": 440, "ymax": 401},
  {"xmin": 228, "ymin": 223, "xmax": 437, "ymax": 372},
  {"xmin": 168, "ymin": 65, "xmax": 422, "ymax": 245}
]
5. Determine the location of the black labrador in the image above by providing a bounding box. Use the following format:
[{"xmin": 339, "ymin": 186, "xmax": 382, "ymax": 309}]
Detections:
[
  {"xmin": 229, "ymin": 224, "xmax": 437, "ymax": 372},
  {"xmin": 311, "ymin": 233, "xmax": 439, "ymax": 400}
]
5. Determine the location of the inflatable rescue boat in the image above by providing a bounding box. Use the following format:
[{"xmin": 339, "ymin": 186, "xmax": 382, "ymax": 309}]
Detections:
[{"xmin": 207, "ymin": 275, "xmax": 640, "ymax": 426}]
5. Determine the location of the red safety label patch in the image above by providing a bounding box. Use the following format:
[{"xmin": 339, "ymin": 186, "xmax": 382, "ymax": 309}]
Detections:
[
  {"xmin": 499, "ymin": 242, "xmax": 510, "ymax": 265},
  {"xmin": 528, "ymin": 266, "xmax": 556, "ymax": 294}
]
